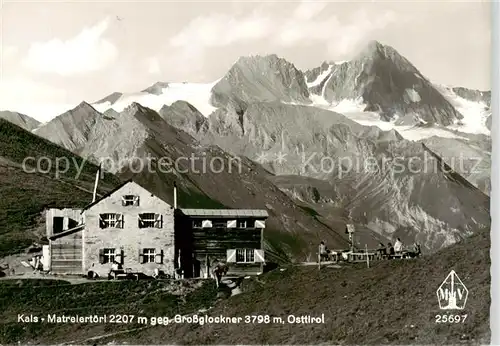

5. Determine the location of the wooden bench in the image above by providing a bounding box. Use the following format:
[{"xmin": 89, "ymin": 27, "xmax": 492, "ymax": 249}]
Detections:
[
  {"xmin": 318, "ymin": 251, "xmax": 340, "ymax": 263},
  {"xmin": 319, "ymin": 250, "xmax": 376, "ymax": 264},
  {"xmin": 389, "ymin": 252, "xmax": 412, "ymax": 259},
  {"xmin": 346, "ymin": 252, "xmax": 376, "ymax": 262},
  {"xmin": 109, "ymin": 268, "xmax": 141, "ymax": 280}
]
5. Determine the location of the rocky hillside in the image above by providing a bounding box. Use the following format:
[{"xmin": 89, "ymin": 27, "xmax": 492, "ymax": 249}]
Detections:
[
  {"xmin": 161, "ymin": 101, "xmax": 489, "ymax": 253},
  {"xmin": 33, "ymin": 102, "xmax": 103, "ymax": 153},
  {"xmin": 433, "ymin": 84, "xmax": 491, "ymax": 133},
  {"xmin": 420, "ymin": 133, "xmax": 491, "ymax": 194},
  {"xmin": 0, "ymin": 111, "xmax": 40, "ymax": 131},
  {"xmin": 158, "ymin": 100, "xmax": 208, "ymax": 137},
  {"xmin": 305, "ymin": 41, "xmax": 464, "ymax": 126},
  {"xmin": 452, "ymin": 87, "xmax": 491, "ymax": 107},
  {"xmin": 452, "ymin": 86, "xmax": 492, "ymax": 131}
]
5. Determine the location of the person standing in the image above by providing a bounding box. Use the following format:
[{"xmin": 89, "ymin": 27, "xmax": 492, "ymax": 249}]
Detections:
[
  {"xmin": 212, "ymin": 259, "xmax": 228, "ymax": 288},
  {"xmin": 376, "ymin": 242, "xmax": 387, "ymax": 260},
  {"xmin": 319, "ymin": 241, "xmax": 329, "ymax": 261},
  {"xmin": 387, "ymin": 242, "xmax": 395, "ymax": 258},
  {"xmin": 394, "ymin": 238, "xmax": 403, "ymax": 254}
]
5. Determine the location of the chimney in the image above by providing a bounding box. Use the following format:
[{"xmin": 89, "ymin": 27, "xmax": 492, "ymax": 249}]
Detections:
[{"xmin": 173, "ymin": 182, "xmax": 177, "ymax": 209}]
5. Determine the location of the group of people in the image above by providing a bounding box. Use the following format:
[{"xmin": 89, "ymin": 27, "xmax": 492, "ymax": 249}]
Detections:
[
  {"xmin": 319, "ymin": 236, "xmax": 421, "ymax": 261},
  {"xmin": 376, "ymin": 238, "xmax": 422, "ymax": 259},
  {"xmin": 382, "ymin": 238, "xmax": 403, "ymax": 256}
]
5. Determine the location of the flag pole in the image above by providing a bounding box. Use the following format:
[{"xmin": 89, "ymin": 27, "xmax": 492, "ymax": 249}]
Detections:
[{"xmin": 92, "ymin": 164, "xmax": 101, "ymax": 203}]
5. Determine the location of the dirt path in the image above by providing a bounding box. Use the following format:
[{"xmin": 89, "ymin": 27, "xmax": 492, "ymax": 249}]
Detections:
[{"xmin": 0, "ymin": 274, "xmax": 95, "ymax": 285}]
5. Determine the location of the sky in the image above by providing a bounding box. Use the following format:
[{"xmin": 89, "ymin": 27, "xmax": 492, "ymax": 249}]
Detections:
[{"xmin": 0, "ymin": 0, "xmax": 492, "ymax": 122}]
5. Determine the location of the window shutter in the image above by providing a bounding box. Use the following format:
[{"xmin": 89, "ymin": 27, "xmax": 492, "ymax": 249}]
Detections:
[
  {"xmin": 202, "ymin": 220, "xmax": 212, "ymax": 228},
  {"xmin": 254, "ymin": 249, "xmax": 265, "ymax": 263},
  {"xmin": 155, "ymin": 214, "xmax": 163, "ymax": 228},
  {"xmin": 121, "ymin": 196, "xmax": 126, "ymax": 206},
  {"xmin": 99, "ymin": 249, "xmax": 105, "ymax": 264},
  {"xmin": 117, "ymin": 214, "xmax": 124, "ymax": 228},
  {"xmin": 134, "ymin": 196, "xmax": 140, "ymax": 206},
  {"xmin": 115, "ymin": 248, "xmax": 123, "ymax": 264},
  {"xmin": 226, "ymin": 249, "xmax": 236, "ymax": 263},
  {"xmin": 99, "ymin": 215, "xmax": 106, "ymax": 229},
  {"xmin": 139, "ymin": 249, "xmax": 144, "ymax": 264},
  {"xmin": 138, "ymin": 215, "xmax": 144, "ymax": 229},
  {"xmin": 155, "ymin": 249, "xmax": 164, "ymax": 264},
  {"xmin": 227, "ymin": 220, "xmax": 237, "ymax": 228},
  {"xmin": 255, "ymin": 220, "xmax": 266, "ymax": 228}
]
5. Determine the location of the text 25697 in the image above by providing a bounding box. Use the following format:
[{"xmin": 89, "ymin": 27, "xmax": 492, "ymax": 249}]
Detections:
[{"xmin": 435, "ymin": 314, "xmax": 467, "ymax": 323}]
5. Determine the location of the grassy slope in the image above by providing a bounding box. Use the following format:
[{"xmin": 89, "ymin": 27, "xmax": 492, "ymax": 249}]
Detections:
[
  {"xmin": 0, "ymin": 279, "xmax": 220, "ymax": 344},
  {"xmin": 117, "ymin": 228, "xmax": 490, "ymax": 345},
  {"xmin": 0, "ymin": 119, "xmax": 122, "ymax": 255}
]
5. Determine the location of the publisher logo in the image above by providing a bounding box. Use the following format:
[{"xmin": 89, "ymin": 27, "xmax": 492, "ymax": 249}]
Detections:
[{"xmin": 437, "ymin": 270, "xmax": 468, "ymax": 310}]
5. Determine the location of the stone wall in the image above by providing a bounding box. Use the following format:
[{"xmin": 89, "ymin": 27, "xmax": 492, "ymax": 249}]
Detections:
[{"xmin": 83, "ymin": 182, "xmax": 175, "ymax": 277}]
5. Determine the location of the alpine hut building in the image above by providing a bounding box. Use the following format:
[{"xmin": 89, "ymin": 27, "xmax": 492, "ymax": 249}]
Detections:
[{"xmin": 44, "ymin": 180, "xmax": 268, "ymax": 279}]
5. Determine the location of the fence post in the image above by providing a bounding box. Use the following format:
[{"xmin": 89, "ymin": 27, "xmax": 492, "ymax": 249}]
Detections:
[
  {"xmin": 365, "ymin": 244, "xmax": 370, "ymax": 268},
  {"xmin": 318, "ymin": 250, "xmax": 321, "ymax": 270}
]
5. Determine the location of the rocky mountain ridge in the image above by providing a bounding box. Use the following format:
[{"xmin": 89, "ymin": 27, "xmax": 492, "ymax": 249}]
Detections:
[
  {"xmin": 0, "ymin": 111, "xmax": 40, "ymax": 131},
  {"xmin": 304, "ymin": 41, "xmax": 464, "ymax": 126}
]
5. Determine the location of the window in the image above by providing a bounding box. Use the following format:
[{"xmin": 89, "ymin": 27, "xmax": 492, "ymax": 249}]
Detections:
[
  {"xmin": 192, "ymin": 220, "xmax": 203, "ymax": 228},
  {"xmin": 99, "ymin": 214, "xmax": 124, "ymax": 229},
  {"xmin": 53, "ymin": 217, "xmax": 64, "ymax": 234},
  {"xmin": 213, "ymin": 220, "xmax": 226, "ymax": 228},
  {"xmin": 227, "ymin": 249, "xmax": 264, "ymax": 263},
  {"xmin": 122, "ymin": 195, "xmax": 139, "ymax": 206},
  {"xmin": 138, "ymin": 213, "xmax": 162, "ymax": 228},
  {"xmin": 236, "ymin": 220, "xmax": 247, "ymax": 228},
  {"xmin": 101, "ymin": 248, "xmax": 115, "ymax": 264},
  {"xmin": 143, "ymin": 248, "xmax": 156, "ymax": 263},
  {"xmin": 236, "ymin": 248, "xmax": 255, "ymax": 263},
  {"xmin": 140, "ymin": 248, "xmax": 163, "ymax": 264}
]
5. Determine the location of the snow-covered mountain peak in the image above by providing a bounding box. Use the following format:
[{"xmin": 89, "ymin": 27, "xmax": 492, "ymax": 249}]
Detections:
[{"xmin": 92, "ymin": 81, "xmax": 218, "ymax": 117}]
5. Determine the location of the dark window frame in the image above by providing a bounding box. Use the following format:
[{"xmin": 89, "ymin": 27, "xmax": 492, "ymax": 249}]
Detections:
[
  {"xmin": 102, "ymin": 248, "xmax": 115, "ymax": 264},
  {"xmin": 235, "ymin": 248, "xmax": 255, "ymax": 263},
  {"xmin": 122, "ymin": 195, "xmax": 139, "ymax": 207}
]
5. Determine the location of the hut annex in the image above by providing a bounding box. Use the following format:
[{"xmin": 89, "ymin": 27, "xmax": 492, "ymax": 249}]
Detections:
[{"xmin": 45, "ymin": 180, "xmax": 268, "ymax": 279}]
